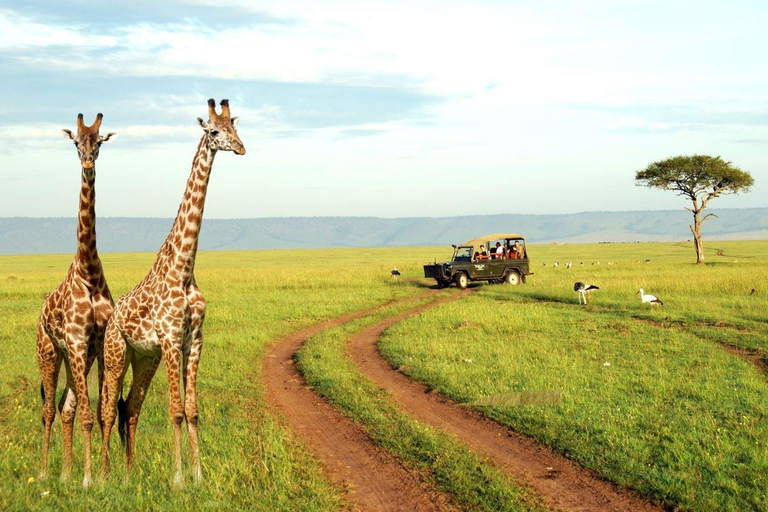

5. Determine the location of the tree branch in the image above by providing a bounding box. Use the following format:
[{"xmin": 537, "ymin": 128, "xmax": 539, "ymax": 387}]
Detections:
[{"xmin": 700, "ymin": 212, "xmax": 719, "ymax": 224}]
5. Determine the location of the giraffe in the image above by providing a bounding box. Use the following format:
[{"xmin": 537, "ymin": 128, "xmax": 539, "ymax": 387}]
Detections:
[
  {"xmin": 100, "ymin": 99, "xmax": 245, "ymax": 485},
  {"xmin": 36, "ymin": 113, "xmax": 116, "ymax": 487}
]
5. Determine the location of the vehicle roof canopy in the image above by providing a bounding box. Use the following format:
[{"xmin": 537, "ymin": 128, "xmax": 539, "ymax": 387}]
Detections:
[{"xmin": 459, "ymin": 233, "xmax": 527, "ymax": 247}]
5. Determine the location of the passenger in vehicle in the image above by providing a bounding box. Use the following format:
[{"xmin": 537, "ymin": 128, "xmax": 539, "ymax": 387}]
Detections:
[
  {"xmin": 475, "ymin": 244, "xmax": 488, "ymax": 261},
  {"xmin": 513, "ymin": 240, "xmax": 524, "ymax": 259},
  {"xmin": 493, "ymin": 242, "xmax": 504, "ymax": 260}
]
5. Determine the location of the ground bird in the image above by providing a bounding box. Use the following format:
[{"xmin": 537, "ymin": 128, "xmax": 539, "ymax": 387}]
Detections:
[
  {"xmin": 553, "ymin": 261, "xmax": 560, "ymax": 268},
  {"xmin": 636, "ymin": 289, "xmax": 663, "ymax": 307},
  {"xmin": 750, "ymin": 288, "xmax": 756, "ymax": 295},
  {"xmin": 566, "ymin": 261, "xmax": 572, "ymax": 269},
  {"xmin": 391, "ymin": 266, "xmax": 401, "ymax": 279},
  {"xmin": 100, "ymin": 99, "xmax": 245, "ymax": 486},
  {"xmin": 574, "ymin": 282, "xmax": 599, "ymax": 305},
  {"xmin": 37, "ymin": 113, "xmax": 116, "ymax": 486}
]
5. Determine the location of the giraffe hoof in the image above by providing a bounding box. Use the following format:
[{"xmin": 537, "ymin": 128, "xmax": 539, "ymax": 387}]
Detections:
[
  {"xmin": 82, "ymin": 475, "xmax": 92, "ymax": 488},
  {"xmin": 173, "ymin": 473, "xmax": 184, "ymax": 489}
]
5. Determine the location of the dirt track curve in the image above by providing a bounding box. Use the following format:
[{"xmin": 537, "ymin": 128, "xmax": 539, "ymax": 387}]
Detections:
[
  {"xmin": 262, "ymin": 292, "xmax": 458, "ymax": 511},
  {"xmin": 347, "ymin": 294, "xmax": 664, "ymax": 512},
  {"xmin": 263, "ymin": 289, "xmax": 664, "ymax": 511}
]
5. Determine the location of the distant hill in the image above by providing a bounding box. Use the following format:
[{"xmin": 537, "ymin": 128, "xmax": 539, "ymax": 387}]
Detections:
[{"xmin": 1, "ymin": 208, "xmax": 767, "ymax": 255}]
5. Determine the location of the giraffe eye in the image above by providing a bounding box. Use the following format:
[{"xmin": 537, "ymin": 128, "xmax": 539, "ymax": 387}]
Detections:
[{"xmin": 210, "ymin": 130, "xmax": 219, "ymax": 137}]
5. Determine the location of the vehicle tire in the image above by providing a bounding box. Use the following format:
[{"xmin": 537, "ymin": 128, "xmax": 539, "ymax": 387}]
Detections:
[
  {"xmin": 438, "ymin": 279, "xmax": 450, "ymax": 288},
  {"xmin": 455, "ymin": 272, "xmax": 469, "ymax": 290},
  {"xmin": 505, "ymin": 271, "xmax": 520, "ymax": 286}
]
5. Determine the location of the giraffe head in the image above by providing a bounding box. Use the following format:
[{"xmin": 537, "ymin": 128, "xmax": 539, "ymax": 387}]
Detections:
[
  {"xmin": 196, "ymin": 99, "xmax": 246, "ymax": 155},
  {"xmin": 62, "ymin": 113, "xmax": 116, "ymax": 170}
]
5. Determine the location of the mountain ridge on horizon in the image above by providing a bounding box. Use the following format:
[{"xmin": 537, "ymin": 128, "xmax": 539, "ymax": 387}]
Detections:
[{"xmin": 1, "ymin": 207, "xmax": 766, "ymax": 255}]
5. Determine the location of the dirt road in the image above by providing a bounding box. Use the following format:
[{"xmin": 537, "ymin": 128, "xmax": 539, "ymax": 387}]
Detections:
[{"xmin": 263, "ymin": 289, "xmax": 663, "ymax": 511}]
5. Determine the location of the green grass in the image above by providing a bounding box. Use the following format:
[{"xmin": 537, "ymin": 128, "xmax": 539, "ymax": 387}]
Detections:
[
  {"xmin": 296, "ymin": 295, "xmax": 545, "ymax": 512},
  {"xmin": 381, "ymin": 240, "xmax": 768, "ymax": 511},
  {"xmin": 0, "ymin": 248, "xmax": 432, "ymax": 510},
  {"xmin": 3, "ymin": 240, "xmax": 767, "ymax": 510}
]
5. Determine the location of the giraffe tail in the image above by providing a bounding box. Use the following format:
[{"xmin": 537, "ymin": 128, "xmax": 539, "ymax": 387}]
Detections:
[{"xmin": 117, "ymin": 391, "xmax": 127, "ymax": 448}]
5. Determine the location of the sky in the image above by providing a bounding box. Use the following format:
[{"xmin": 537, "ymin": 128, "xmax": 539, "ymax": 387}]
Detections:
[{"xmin": 1, "ymin": 0, "xmax": 766, "ymax": 219}]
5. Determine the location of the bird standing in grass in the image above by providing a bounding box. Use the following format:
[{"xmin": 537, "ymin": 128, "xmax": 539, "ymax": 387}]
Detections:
[
  {"xmin": 391, "ymin": 266, "xmax": 401, "ymax": 279},
  {"xmin": 636, "ymin": 289, "xmax": 663, "ymax": 307},
  {"xmin": 574, "ymin": 282, "xmax": 599, "ymax": 305}
]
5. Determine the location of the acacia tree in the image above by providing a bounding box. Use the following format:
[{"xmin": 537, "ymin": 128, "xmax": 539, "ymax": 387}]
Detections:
[{"xmin": 635, "ymin": 155, "xmax": 754, "ymax": 264}]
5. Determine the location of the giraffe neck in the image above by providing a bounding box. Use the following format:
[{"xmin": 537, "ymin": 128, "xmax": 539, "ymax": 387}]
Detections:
[
  {"xmin": 166, "ymin": 135, "xmax": 216, "ymax": 279},
  {"xmin": 74, "ymin": 166, "xmax": 102, "ymax": 280}
]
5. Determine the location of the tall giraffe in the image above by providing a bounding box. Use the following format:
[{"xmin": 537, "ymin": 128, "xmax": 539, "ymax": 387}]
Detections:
[
  {"xmin": 100, "ymin": 99, "xmax": 245, "ymax": 485},
  {"xmin": 37, "ymin": 113, "xmax": 116, "ymax": 487}
]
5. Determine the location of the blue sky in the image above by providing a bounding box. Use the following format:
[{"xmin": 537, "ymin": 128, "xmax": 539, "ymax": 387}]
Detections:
[{"xmin": 2, "ymin": 1, "xmax": 766, "ymax": 219}]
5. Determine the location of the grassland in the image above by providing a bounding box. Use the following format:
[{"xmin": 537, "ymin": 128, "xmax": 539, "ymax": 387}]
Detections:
[
  {"xmin": 0, "ymin": 248, "xmax": 430, "ymax": 510},
  {"xmin": 381, "ymin": 240, "xmax": 768, "ymax": 511},
  {"xmin": 1, "ymin": 240, "xmax": 766, "ymax": 510}
]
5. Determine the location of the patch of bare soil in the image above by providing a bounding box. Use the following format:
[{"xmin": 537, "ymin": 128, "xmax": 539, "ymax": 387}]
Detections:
[
  {"xmin": 348, "ymin": 298, "xmax": 664, "ymax": 512},
  {"xmin": 262, "ymin": 292, "xmax": 458, "ymax": 512}
]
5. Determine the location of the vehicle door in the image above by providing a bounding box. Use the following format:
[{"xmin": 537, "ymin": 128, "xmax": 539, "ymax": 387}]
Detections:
[
  {"xmin": 470, "ymin": 245, "xmax": 493, "ymax": 279},
  {"xmin": 487, "ymin": 241, "xmax": 506, "ymax": 278}
]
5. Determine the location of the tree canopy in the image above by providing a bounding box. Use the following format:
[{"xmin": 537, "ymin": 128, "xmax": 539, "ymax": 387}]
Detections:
[
  {"xmin": 635, "ymin": 154, "xmax": 754, "ymax": 264},
  {"xmin": 635, "ymin": 155, "xmax": 754, "ymax": 204}
]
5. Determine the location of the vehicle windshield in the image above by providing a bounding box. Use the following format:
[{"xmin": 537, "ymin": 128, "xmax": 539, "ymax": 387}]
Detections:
[{"xmin": 453, "ymin": 246, "xmax": 473, "ymax": 262}]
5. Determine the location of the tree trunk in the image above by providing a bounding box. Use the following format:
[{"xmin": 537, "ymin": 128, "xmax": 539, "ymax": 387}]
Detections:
[{"xmin": 690, "ymin": 209, "xmax": 705, "ymax": 264}]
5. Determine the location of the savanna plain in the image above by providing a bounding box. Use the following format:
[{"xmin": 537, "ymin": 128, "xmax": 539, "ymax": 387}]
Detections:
[{"xmin": 1, "ymin": 241, "xmax": 766, "ymax": 511}]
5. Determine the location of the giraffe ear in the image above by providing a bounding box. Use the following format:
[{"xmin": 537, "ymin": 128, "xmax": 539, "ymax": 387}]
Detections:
[
  {"xmin": 231, "ymin": 117, "xmax": 239, "ymax": 127},
  {"xmin": 99, "ymin": 132, "xmax": 117, "ymax": 143},
  {"xmin": 197, "ymin": 117, "xmax": 210, "ymax": 131},
  {"xmin": 62, "ymin": 129, "xmax": 75, "ymax": 140}
]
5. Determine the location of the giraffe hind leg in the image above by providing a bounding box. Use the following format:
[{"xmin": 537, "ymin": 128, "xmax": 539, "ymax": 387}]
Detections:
[{"xmin": 123, "ymin": 354, "xmax": 162, "ymax": 474}]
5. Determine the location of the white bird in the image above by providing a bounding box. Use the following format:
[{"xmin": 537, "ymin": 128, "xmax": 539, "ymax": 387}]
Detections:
[
  {"xmin": 636, "ymin": 288, "xmax": 663, "ymax": 307},
  {"xmin": 574, "ymin": 282, "xmax": 599, "ymax": 305},
  {"xmin": 566, "ymin": 261, "xmax": 572, "ymax": 269},
  {"xmin": 391, "ymin": 266, "xmax": 401, "ymax": 279},
  {"xmin": 553, "ymin": 261, "xmax": 560, "ymax": 268}
]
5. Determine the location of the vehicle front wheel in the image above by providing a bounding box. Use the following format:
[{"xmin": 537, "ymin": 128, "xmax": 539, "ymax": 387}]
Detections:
[
  {"xmin": 437, "ymin": 279, "xmax": 450, "ymax": 288},
  {"xmin": 505, "ymin": 271, "xmax": 520, "ymax": 286},
  {"xmin": 455, "ymin": 273, "xmax": 469, "ymax": 290}
]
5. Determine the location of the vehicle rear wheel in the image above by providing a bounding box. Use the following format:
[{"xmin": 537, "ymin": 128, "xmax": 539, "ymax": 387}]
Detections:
[
  {"xmin": 505, "ymin": 271, "xmax": 520, "ymax": 286},
  {"xmin": 455, "ymin": 272, "xmax": 469, "ymax": 290}
]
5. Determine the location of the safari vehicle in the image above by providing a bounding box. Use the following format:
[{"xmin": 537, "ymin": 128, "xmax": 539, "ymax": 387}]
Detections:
[{"xmin": 423, "ymin": 233, "xmax": 532, "ymax": 289}]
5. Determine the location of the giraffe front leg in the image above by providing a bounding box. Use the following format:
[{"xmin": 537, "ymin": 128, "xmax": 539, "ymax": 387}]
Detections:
[
  {"xmin": 183, "ymin": 331, "xmax": 204, "ymax": 484},
  {"xmin": 36, "ymin": 324, "xmax": 61, "ymax": 481},
  {"xmin": 163, "ymin": 334, "xmax": 185, "ymax": 487},
  {"xmin": 66, "ymin": 333, "xmax": 94, "ymax": 487},
  {"xmin": 100, "ymin": 319, "xmax": 128, "ymax": 480}
]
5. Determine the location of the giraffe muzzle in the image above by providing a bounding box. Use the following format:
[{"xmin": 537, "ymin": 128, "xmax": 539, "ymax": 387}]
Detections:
[
  {"xmin": 234, "ymin": 146, "xmax": 246, "ymax": 156},
  {"xmin": 82, "ymin": 160, "xmax": 95, "ymax": 169}
]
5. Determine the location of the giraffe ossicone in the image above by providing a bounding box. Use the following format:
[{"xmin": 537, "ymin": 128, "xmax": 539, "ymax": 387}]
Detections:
[
  {"xmin": 100, "ymin": 99, "xmax": 246, "ymax": 486},
  {"xmin": 37, "ymin": 113, "xmax": 116, "ymax": 487}
]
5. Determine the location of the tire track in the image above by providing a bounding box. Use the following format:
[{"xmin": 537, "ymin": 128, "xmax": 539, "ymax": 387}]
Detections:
[
  {"xmin": 347, "ymin": 298, "xmax": 664, "ymax": 512},
  {"xmin": 262, "ymin": 292, "xmax": 458, "ymax": 512}
]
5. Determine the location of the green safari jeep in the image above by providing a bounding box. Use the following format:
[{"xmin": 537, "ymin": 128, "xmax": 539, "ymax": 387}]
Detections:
[{"xmin": 423, "ymin": 233, "xmax": 533, "ymax": 289}]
